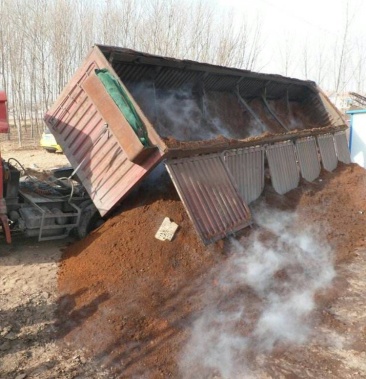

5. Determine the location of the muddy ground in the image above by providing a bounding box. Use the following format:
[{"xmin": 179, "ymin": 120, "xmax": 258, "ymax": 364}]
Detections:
[{"xmin": 1, "ymin": 143, "xmax": 366, "ymax": 378}]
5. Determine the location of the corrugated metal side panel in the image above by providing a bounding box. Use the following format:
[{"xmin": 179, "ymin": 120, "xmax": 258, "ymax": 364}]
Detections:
[
  {"xmin": 223, "ymin": 146, "xmax": 264, "ymax": 204},
  {"xmin": 302, "ymin": 92, "xmax": 333, "ymax": 126},
  {"xmin": 317, "ymin": 89, "xmax": 346, "ymax": 127},
  {"xmin": 45, "ymin": 54, "xmax": 164, "ymax": 216},
  {"xmin": 166, "ymin": 154, "xmax": 252, "ymax": 245},
  {"xmin": 295, "ymin": 137, "xmax": 321, "ymax": 182},
  {"xmin": 156, "ymin": 68, "xmax": 200, "ymax": 88},
  {"xmin": 317, "ymin": 134, "xmax": 338, "ymax": 172},
  {"xmin": 203, "ymin": 74, "xmax": 241, "ymax": 92},
  {"xmin": 334, "ymin": 131, "xmax": 351, "ymax": 164},
  {"xmin": 103, "ymin": 46, "xmax": 320, "ymax": 101},
  {"xmin": 266, "ymin": 141, "xmax": 300, "ymax": 195}
]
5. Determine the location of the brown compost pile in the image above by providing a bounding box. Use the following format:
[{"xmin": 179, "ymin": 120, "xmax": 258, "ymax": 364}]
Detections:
[{"xmin": 57, "ymin": 163, "xmax": 366, "ymax": 378}]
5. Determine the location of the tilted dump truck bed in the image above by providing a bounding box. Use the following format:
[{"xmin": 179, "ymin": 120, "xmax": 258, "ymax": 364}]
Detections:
[{"xmin": 44, "ymin": 45, "xmax": 349, "ymax": 244}]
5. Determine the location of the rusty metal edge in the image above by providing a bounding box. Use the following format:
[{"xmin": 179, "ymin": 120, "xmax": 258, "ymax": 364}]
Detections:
[
  {"xmin": 164, "ymin": 124, "xmax": 347, "ymax": 159},
  {"xmin": 98, "ymin": 44, "xmax": 319, "ymax": 91}
]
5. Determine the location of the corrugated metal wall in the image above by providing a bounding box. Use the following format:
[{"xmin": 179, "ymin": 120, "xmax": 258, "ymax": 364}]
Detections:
[
  {"xmin": 166, "ymin": 130, "xmax": 351, "ymax": 243},
  {"xmin": 223, "ymin": 146, "xmax": 265, "ymax": 204},
  {"xmin": 45, "ymin": 56, "xmax": 164, "ymax": 216},
  {"xmin": 296, "ymin": 137, "xmax": 321, "ymax": 182},
  {"xmin": 166, "ymin": 154, "xmax": 252, "ymax": 244},
  {"xmin": 334, "ymin": 131, "xmax": 351, "ymax": 164},
  {"xmin": 266, "ymin": 141, "xmax": 300, "ymax": 194},
  {"xmin": 317, "ymin": 134, "xmax": 338, "ymax": 172}
]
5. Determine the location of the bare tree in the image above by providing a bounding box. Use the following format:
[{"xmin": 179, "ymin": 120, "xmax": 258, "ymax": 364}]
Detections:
[
  {"xmin": 352, "ymin": 38, "xmax": 366, "ymax": 94},
  {"xmin": 314, "ymin": 41, "xmax": 328, "ymax": 88},
  {"xmin": 0, "ymin": 0, "xmax": 364, "ymax": 146},
  {"xmin": 333, "ymin": 1, "xmax": 353, "ymax": 94},
  {"xmin": 301, "ymin": 39, "xmax": 311, "ymax": 80},
  {"xmin": 279, "ymin": 35, "xmax": 295, "ymax": 77}
]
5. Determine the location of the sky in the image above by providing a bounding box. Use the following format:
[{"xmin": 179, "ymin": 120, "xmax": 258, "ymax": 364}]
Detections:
[
  {"xmin": 215, "ymin": 0, "xmax": 366, "ymax": 89},
  {"xmin": 218, "ymin": 0, "xmax": 364, "ymax": 37}
]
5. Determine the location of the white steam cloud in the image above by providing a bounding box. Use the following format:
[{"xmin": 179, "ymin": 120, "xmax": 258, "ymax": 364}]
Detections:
[
  {"xmin": 129, "ymin": 82, "xmax": 261, "ymax": 140},
  {"xmin": 155, "ymin": 87, "xmax": 227, "ymax": 140},
  {"xmin": 179, "ymin": 206, "xmax": 335, "ymax": 379}
]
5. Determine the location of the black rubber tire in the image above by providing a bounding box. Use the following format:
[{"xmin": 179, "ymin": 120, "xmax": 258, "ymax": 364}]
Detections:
[{"xmin": 76, "ymin": 202, "xmax": 103, "ymax": 239}]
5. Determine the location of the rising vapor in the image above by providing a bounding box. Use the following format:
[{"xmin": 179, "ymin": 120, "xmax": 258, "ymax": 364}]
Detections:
[{"xmin": 180, "ymin": 205, "xmax": 335, "ymax": 379}]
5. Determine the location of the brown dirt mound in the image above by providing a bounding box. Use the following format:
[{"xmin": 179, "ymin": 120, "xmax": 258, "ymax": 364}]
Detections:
[
  {"xmin": 261, "ymin": 164, "xmax": 366, "ymax": 262},
  {"xmin": 57, "ymin": 163, "xmax": 366, "ymax": 378},
  {"xmin": 57, "ymin": 179, "xmax": 226, "ymax": 377}
]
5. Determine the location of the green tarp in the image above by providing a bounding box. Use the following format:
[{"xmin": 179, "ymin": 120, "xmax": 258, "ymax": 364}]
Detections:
[{"xmin": 95, "ymin": 68, "xmax": 149, "ymax": 146}]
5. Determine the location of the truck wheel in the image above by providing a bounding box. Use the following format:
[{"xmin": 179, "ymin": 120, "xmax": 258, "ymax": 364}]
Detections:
[{"xmin": 76, "ymin": 202, "xmax": 103, "ymax": 239}]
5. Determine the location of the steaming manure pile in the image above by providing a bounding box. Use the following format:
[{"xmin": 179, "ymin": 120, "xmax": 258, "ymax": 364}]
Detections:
[{"xmin": 57, "ymin": 163, "xmax": 366, "ymax": 378}]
